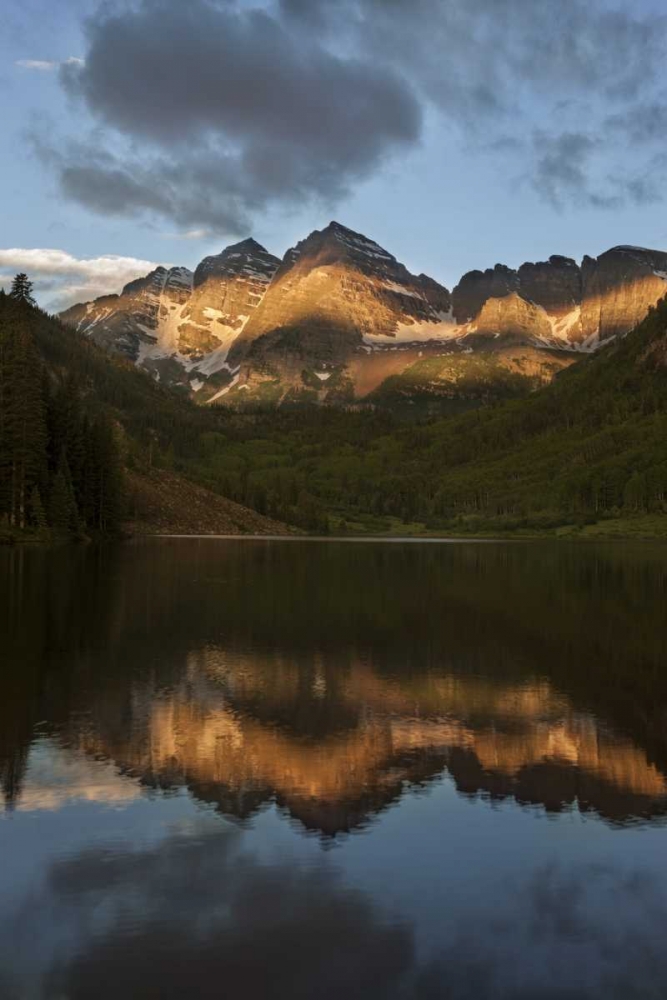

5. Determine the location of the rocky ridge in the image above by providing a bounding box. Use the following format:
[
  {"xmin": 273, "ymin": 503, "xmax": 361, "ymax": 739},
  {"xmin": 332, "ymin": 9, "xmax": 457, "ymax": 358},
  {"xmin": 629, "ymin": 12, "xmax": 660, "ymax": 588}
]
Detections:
[{"xmin": 61, "ymin": 227, "xmax": 667, "ymax": 407}]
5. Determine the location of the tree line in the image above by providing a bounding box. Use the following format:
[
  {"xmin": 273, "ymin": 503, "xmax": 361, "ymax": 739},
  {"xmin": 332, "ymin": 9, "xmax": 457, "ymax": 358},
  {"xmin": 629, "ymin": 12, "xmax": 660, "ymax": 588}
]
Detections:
[{"xmin": 0, "ymin": 278, "xmax": 123, "ymax": 540}]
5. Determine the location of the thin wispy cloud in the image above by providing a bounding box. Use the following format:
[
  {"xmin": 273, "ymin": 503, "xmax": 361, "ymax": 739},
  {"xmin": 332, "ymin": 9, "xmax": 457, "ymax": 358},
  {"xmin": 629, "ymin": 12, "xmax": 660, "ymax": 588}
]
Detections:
[
  {"xmin": 16, "ymin": 59, "xmax": 58, "ymax": 70},
  {"xmin": 16, "ymin": 56, "xmax": 83, "ymax": 71}
]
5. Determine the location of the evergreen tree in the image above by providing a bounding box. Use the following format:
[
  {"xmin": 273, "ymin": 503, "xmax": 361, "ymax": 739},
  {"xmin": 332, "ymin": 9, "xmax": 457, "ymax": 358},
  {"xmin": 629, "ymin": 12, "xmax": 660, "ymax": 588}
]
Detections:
[
  {"xmin": 83, "ymin": 417, "xmax": 123, "ymax": 534},
  {"xmin": 9, "ymin": 274, "xmax": 36, "ymax": 306},
  {"xmin": 49, "ymin": 460, "xmax": 78, "ymax": 536},
  {"xmin": 49, "ymin": 380, "xmax": 86, "ymax": 509},
  {"xmin": 49, "ymin": 468, "xmax": 71, "ymax": 535},
  {"xmin": 29, "ymin": 486, "xmax": 47, "ymax": 533},
  {"xmin": 0, "ymin": 302, "xmax": 47, "ymax": 528}
]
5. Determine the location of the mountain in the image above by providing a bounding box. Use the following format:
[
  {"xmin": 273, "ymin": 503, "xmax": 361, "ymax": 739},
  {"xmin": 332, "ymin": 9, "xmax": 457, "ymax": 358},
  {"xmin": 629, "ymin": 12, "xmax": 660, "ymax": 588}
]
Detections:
[
  {"xmin": 0, "ymin": 294, "xmax": 293, "ymax": 540},
  {"xmin": 174, "ymin": 292, "xmax": 667, "ymax": 537},
  {"xmin": 178, "ymin": 239, "xmax": 280, "ymax": 364},
  {"xmin": 222, "ymin": 221, "xmax": 458, "ymax": 404},
  {"xmin": 7, "ymin": 275, "xmax": 667, "ymax": 539},
  {"xmin": 453, "ymin": 245, "xmax": 667, "ymax": 350},
  {"xmin": 61, "ymin": 239, "xmax": 280, "ymax": 394},
  {"xmin": 60, "ymin": 227, "xmax": 667, "ymax": 410},
  {"xmin": 61, "ymin": 265, "xmax": 193, "ymax": 365}
]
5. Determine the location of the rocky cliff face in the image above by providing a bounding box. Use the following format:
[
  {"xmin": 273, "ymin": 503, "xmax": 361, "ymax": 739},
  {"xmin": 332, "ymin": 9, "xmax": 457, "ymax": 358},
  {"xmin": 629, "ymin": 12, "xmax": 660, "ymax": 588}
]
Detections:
[
  {"xmin": 579, "ymin": 246, "xmax": 667, "ymax": 346},
  {"xmin": 452, "ymin": 264, "xmax": 518, "ymax": 324},
  {"xmin": 229, "ymin": 222, "xmax": 452, "ymax": 363},
  {"xmin": 469, "ymin": 292, "xmax": 553, "ymax": 344},
  {"xmin": 517, "ymin": 255, "xmax": 580, "ymax": 318},
  {"xmin": 60, "ymin": 241, "xmax": 279, "ymax": 390},
  {"xmin": 220, "ymin": 222, "xmax": 454, "ymax": 404},
  {"xmin": 60, "ymin": 228, "xmax": 667, "ymax": 407},
  {"xmin": 61, "ymin": 266, "xmax": 193, "ymax": 362},
  {"xmin": 452, "ymin": 245, "xmax": 667, "ymax": 350},
  {"xmin": 177, "ymin": 239, "xmax": 280, "ymax": 359}
]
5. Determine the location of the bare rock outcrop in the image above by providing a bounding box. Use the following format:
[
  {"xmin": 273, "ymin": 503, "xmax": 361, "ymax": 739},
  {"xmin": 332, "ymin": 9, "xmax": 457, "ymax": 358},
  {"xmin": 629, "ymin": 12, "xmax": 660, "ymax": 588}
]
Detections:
[
  {"xmin": 580, "ymin": 246, "xmax": 667, "ymax": 346},
  {"xmin": 177, "ymin": 238, "xmax": 279, "ymax": 357},
  {"xmin": 452, "ymin": 264, "xmax": 518, "ymax": 324},
  {"xmin": 228, "ymin": 221, "xmax": 452, "ymax": 367}
]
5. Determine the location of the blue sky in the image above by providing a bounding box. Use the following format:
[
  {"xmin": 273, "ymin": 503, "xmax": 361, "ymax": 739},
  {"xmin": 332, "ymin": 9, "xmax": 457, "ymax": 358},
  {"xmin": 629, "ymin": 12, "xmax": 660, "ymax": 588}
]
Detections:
[{"xmin": 2, "ymin": 0, "xmax": 667, "ymax": 309}]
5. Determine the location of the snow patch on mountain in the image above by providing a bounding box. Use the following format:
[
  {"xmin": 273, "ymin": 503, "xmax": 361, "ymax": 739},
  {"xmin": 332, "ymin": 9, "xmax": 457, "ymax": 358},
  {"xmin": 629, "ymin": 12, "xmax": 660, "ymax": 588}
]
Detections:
[
  {"xmin": 207, "ymin": 373, "xmax": 240, "ymax": 402},
  {"xmin": 383, "ymin": 280, "xmax": 425, "ymax": 300},
  {"xmin": 364, "ymin": 315, "xmax": 461, "ymax": 347}
]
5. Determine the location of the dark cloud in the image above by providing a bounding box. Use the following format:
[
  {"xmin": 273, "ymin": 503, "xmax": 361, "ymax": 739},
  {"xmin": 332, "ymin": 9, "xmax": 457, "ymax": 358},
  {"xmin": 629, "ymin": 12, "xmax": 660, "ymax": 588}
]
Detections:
[
  {"xmin": 55, "ymin": 145, "xmax": 255, "ymax": 233},
  {"xmin": 527, "ymin": 127, "xmax": 666, "ymax": 210},
  {"xmin": 529, "ymin": 131, "xmax": 620, "ymax": 209},
  {"xmin": 304, "ymin": 0, "xmax": 666, "ymax": 120},
  {"xmin": 53, "ymin": 0, "xmax": 420, "ymax": 233},
  {"xmin": 47, "ymin": 0, "xmax": 667, "ymax": 225},
  {"xmin": 61, "ymin": 2, "xmax": 419, "ymax": 152},
  {"xmin": 606, "ymin": 102, "xmax": 667, "ymax": 144}
]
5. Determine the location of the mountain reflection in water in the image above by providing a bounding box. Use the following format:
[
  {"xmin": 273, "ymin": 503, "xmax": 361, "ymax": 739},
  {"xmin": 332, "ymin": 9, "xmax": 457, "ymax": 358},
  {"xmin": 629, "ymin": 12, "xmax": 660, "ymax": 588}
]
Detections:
[{"xmin": 1, "ymin": 538, "xmax": 667, "ymax": 999}]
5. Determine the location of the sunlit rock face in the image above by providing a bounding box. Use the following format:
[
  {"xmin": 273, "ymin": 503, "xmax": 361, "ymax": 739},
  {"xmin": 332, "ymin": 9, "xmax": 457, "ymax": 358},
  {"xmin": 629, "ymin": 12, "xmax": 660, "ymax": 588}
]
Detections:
[
  {"xmin": 60, "ymin": 243, "xmax": 281, "ymax": 391},
  {"xmin": 452, "ymin": 264, "xmax": 519, "ymax": 324},
  {"xmin": 220, "ymin": 221, "xmax": 455, "ymax": 402},
  {"xmin": 177, "ymin": 239, "xmax": 280, "ymax": 359},
  {"xmin": 60, "ymin": 231, "xmax": 667, "ymax": 405},
  {"xmin": 229, "ymin": 221, "xmax": 453, "ymax": 361},
  {"xmin": 452, "ymin": 246, "xmax": 667, "ymax": 350},
  {"xmin": 580, "ymin": 246, "xmax": 667, "ymax": 345},
  {"xmin": 469, "ymin": 292, "xmax": 554, "ymax": 344}
]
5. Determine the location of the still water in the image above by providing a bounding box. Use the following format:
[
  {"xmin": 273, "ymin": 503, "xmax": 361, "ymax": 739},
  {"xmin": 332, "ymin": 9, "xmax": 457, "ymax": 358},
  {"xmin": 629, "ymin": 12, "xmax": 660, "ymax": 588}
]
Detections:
[{"xmin": 1, "ymin": 538, "xmax": 667, "ymax": 999}]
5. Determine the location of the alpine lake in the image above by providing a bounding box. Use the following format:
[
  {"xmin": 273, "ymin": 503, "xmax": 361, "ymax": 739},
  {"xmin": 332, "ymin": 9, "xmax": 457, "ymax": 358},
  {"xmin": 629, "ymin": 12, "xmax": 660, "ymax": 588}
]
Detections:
[{"xmin": 1, "ymin": 537, "xmax": 667, "ymax": 999}]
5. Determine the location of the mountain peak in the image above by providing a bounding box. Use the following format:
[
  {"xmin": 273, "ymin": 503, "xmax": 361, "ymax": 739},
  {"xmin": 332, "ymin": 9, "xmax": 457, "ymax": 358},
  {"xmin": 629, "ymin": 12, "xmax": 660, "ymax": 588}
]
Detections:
[
  {"xmin": 193, "ymin": 239, "xmax": 280, "ymax": 289},
  {"xmin": 325, "ymin": 220, "xmax": 356, "ymax": 234},
  {"xmin": 223, "ymin": 237, "xmax": 269, "ymax": 255},
  {"xmin": 303, "ymin": 220, "xmax": 396, "ymax": 266},
  {"xmin": 322, "ymin": 220, "xmax": 380, "ymax": 244}
]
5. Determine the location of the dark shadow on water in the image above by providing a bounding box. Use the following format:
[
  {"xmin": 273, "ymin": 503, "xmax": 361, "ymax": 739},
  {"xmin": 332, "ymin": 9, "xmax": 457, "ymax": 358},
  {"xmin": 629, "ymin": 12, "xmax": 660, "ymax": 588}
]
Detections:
[{"xmin": 2, "ymin": 539, "xmax": 667, "ymax": 831}]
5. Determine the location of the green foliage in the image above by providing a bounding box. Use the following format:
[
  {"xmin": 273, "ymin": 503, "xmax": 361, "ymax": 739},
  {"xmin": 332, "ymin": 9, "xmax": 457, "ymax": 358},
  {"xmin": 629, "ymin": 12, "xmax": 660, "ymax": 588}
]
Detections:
[
  {"xmin": 0, "ymin": 298, "xmax": 47, "ymax": 529},
  {"xmin": 28, "ymin": 486, "xmax": 47, "ymax": 533},
  {"xmin": 49, "ymin": 461, "xmax": 78, "ymax": 537},
  {"xmin": 0, "ymin": 294, "xmax": 123, "ymax": 540},
  {"xmin": 368, "ymin": 351, "xmax": 542, "ymax": 416},
  {"xmin": 171, "ymin": 297, "xmax": 667, "ymax": 535},
  {"xmin": 9, "ymin": 273, "xmax": 36, "ymax": 306}
]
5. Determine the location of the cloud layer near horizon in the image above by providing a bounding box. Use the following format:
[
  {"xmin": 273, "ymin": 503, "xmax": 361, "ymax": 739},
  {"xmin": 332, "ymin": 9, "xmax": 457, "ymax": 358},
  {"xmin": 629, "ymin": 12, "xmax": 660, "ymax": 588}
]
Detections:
[{"xmin": 0, "ymin": 248, "xmax": 160, "ymax": 310}]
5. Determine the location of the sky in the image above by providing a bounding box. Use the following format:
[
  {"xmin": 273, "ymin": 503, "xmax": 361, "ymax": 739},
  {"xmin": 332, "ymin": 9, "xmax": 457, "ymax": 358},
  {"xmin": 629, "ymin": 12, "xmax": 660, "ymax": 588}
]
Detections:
[{"xmin": 2, "ymin": 0, "xmax": 667, "ymax": 310}]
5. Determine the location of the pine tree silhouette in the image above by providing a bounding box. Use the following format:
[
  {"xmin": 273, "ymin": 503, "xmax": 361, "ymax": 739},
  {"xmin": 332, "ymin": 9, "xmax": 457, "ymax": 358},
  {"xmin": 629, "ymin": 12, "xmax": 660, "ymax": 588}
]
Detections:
[
  {"xmin": 29, "ymin": 485, "xmax": 47, "ymax": 533},
  {"xmin": 9, "ymin": 274, "xmax": 36, "ymax": 306},
  {"xmin": 0, "ymin": 301, "xmax": 47, "ymax": 528}
]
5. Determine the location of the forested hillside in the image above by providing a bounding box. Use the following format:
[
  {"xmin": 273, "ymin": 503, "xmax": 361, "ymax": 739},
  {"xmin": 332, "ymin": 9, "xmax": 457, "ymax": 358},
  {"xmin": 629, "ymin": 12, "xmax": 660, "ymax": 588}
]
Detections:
[
  {"xmin": 0, "ymin": 292, "xmax": 124, "ymax": 540},
  {"xmin": 181, "ymin": 296, "xmax": 667, "ymax": 536},
  {"xmin": 3, "ymin": 287, "xmax": 667, "ymax": 540},
  {"xmin": 0, "ymin": 292, "xmax": 309, "ymax": 537}
]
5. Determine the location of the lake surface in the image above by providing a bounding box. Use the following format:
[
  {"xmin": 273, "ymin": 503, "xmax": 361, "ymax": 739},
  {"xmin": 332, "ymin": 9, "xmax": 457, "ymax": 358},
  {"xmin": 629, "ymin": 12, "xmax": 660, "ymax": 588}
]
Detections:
[{"xmin": 1, "ymin": 538, "xmax": 667, "ymax": 999}]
